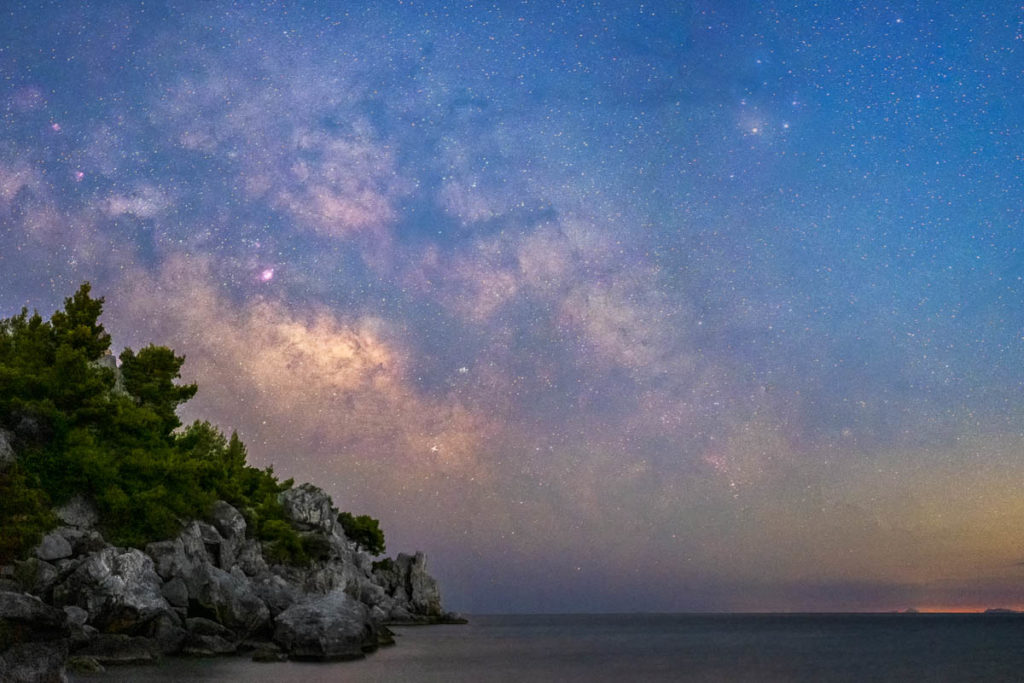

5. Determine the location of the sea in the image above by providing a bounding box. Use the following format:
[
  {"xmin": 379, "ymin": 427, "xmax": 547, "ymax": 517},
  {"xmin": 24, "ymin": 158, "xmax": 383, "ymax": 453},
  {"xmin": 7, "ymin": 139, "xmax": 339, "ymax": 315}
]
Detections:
[{"xmin": 69, "ymin": 613, "xmax": 1024, "ymax": 682}]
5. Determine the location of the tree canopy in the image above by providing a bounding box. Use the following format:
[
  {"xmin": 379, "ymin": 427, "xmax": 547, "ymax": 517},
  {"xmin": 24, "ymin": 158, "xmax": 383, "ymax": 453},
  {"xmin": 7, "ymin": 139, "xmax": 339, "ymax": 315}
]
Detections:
[{"xmin": 0, "ymin": 283, "xmax": 310, "ymax": 563}]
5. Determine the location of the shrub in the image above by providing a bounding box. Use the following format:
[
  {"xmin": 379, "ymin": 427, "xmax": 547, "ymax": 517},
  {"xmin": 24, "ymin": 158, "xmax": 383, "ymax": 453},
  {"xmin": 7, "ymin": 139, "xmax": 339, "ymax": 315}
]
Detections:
[
  {"xmin": 300, "ymin": 533, "xmax": 333, "ymax": 562},
  {"xmin": 259, "ymin": 519, "xmax": 308, "ymax": 566},
  {"xmin": 371, "ymin": 557, "xmax": 394, "ymax": 573},
  {"xmin": 338, "ymin": 511, "xmax": 386, "ymax": 556}
]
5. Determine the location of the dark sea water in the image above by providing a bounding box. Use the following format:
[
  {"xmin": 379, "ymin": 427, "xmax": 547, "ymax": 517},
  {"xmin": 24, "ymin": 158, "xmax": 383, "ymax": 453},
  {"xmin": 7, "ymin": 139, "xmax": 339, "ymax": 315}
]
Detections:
[{"xmin": 70, "ymin": 613, "xmax": 1024, "ymax": 682}]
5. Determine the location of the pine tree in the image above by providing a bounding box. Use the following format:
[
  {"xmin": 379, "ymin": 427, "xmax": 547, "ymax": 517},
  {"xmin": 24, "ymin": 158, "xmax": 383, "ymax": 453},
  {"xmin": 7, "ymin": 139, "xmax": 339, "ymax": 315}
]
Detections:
[
  {"xmin": 50, "ymin": 283, "xmax": 111, "ymax": 361},
  {"xmin": 119, "ymin": 345, "xmax": 198, "ymax": 437}
]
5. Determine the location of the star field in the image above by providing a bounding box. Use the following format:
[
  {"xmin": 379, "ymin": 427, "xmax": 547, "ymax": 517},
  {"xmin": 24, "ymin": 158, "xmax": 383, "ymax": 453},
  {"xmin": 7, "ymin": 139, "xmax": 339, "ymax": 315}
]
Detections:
[{"xmin": 1, "ymin": 1, "xmax": 1022, "ymax": 612}]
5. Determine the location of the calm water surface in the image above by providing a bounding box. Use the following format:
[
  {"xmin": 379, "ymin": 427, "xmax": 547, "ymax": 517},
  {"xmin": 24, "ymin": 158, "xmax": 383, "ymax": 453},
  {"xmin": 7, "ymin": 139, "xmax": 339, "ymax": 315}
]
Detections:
[{"xmin": 70, "ymin": 613, "xmax": 1024, "ymax": 682}]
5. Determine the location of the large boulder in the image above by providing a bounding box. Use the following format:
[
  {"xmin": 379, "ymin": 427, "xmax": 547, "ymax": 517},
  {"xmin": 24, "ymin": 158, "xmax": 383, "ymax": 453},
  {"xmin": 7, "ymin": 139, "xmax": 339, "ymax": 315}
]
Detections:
[
  {"xmin": 210, "ymin": 502, "xmax": 247, "ymax": 540},
  {"xmin": 272, "ymin": 589, "xmax": 377, "ymax": 660},
  {"xmin": 34, "ymin": 534, "xmax": 72, "ymax": 563},
  {"xmin": 0, "ymin": 591, "xmax": 70, "ymax": 645},
  {"xmin": 52, "ymin": 548, "xmax": 171, "ymax": 633},
  {"xmin": 278, "ymin": 484, "xmax": 336, "ymax": 534},
  {"xmin": 160, "ymin": 577, "xmax": 188, "ymax": 608},
  {"xmin": 54, "ymin": 497, "xmax": 98, "ymax": 530},
  {"xmin": 187, "ymin": 565, "xmax": 269, "ymax": 637}
]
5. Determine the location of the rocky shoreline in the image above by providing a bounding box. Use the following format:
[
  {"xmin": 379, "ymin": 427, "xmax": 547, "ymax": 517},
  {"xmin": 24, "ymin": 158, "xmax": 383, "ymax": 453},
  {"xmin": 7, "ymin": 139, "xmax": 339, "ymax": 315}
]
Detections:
[{"xmin": 0, "ymin": 483, "xmax": 464, "ymax": 682}]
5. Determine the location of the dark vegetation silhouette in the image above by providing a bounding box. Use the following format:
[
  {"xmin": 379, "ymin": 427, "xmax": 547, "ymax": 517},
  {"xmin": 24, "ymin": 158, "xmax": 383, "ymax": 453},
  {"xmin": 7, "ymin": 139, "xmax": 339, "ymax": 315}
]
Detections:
[{"xmin": 0, "ymin": 283, "xmax": 382, "ymax": 566}]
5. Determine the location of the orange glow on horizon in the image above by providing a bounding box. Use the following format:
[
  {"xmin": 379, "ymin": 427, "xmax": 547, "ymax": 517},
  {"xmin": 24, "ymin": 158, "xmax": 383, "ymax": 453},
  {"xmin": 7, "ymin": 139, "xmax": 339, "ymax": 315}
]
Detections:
[{"xmin": 905, "ymin": 605, "xmax": 1023, "ymax": 614}]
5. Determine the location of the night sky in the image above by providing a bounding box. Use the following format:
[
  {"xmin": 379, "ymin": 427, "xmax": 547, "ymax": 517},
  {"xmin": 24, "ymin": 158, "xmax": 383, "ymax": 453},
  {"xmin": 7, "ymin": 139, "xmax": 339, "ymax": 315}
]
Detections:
[{"xmin": 1, "ymin": 1, "xmax": 1023, "ymax": 613}]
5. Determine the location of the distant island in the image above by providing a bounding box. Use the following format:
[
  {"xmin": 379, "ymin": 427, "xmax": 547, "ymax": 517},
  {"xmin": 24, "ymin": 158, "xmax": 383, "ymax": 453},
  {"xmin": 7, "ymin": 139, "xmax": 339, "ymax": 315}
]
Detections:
[
  {"xmin": 0, "ymin": 284, "xmax": 463, "ymax": 682},
  {"xmin": 892, "ymin": 607, "xmax": 1022, "ymax": 615}
]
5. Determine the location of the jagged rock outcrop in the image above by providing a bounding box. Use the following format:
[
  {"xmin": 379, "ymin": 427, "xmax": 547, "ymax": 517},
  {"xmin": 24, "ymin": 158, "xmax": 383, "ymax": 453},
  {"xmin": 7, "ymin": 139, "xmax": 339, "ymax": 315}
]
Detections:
[
  {"xmin": 268, "ymin": 485, "xmax": 364, "ymax": 597},
  {"xmin": 1, "ymin": 488, "xmax": 458, "ymax": 679},
  {"xmin": 210, "ymin": 501, "xmax": 247, "ymax": 569},
  {"xmin": 146, "ymin": 520, "xmax": 270, "ymax": 637},
  {"xmin": 0, "ymin": 591, "xmax": 70, "ymax": 642},
  {"xmin": 52, "ymin": 547, "xmax": 173, "ymax": 634},
  {"xmin": 279, "ymin": 483, "xmax": 337, "ymax": 534},
  {"xmin": 371, "ymin": 551, "xmax": 460, "ymax": 623}
]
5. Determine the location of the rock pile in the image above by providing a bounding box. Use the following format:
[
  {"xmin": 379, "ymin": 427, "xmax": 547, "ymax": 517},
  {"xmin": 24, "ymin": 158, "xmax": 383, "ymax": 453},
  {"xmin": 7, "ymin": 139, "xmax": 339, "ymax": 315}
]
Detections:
[{"xmin": 0, "ymin": 484, "xmax": 463, "ymax": 681}]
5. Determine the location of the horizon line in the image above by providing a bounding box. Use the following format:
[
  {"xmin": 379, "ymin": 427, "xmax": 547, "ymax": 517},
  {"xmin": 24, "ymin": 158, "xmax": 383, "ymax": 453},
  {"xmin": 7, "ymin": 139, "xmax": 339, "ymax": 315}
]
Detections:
[{"xmin": 454, "ymin": 608, "xmax": 1023, "ymax": 617}]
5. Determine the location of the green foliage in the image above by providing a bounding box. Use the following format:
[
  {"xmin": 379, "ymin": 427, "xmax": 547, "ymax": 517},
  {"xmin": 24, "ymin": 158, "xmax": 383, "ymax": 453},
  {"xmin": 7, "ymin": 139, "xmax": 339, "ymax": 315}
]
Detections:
[
  {"xmin": 120, "ymin": 345, "xmax": 197, "ymax": 437},
  {"xmin": 0, "ymin": 282, "xmax": 327, "ymax": 562},
  {"xmin": 371, "ymin": 557, "xmax": 394, "ymax": 573},
  {"xmin": 259, "ymin": 519, "xmax": 308, "ymax": 566},
  {"xmin": 50, "ymin": 283, "xmax": 111, "ymax": 361},
  {"xmin": 0, "ymin": 465, "xmax": 55, "ymax": 565},
  {"xmin": 338, "ymin": 511, "xmax": 386, "ymax": 556},
  {"xmin": 300, "ymin": 533, "xmax": 333, "ymax": 562}
]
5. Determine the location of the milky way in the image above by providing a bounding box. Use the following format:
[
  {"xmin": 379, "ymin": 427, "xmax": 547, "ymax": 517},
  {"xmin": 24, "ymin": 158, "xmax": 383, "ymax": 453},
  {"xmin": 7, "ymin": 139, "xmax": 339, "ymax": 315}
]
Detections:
[{"xmin": 1, "ymin": 1, "xmax": 1022, "ymax": 612}]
